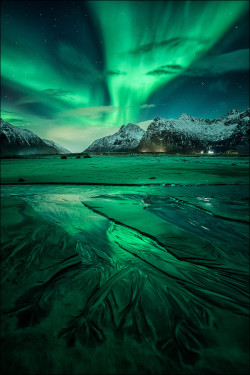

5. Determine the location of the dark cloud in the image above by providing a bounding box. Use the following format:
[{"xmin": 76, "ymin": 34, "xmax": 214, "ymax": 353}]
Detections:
[
  {"xmin": 106, "ymin": 70, "xmax": 127, "ymax": 75},
  {"xmin": 186, "ymin": 49, "xmax": 249, "ymax": 77},
  {"xmin": 147, "ymin": 64, "xmax": 183, "ymax": 76},
  {"xmin": 41, "ymin": 89, "xmax": 71, "ymax": 97},
  {"xmin": 128, "ymin": 37, "xmax": 206, "ymax": 55},
  {"xmin": 147, "ymin": 69, "xmax": 173, "ymax": 76},
  {"xmin": 160, "ymin": 65, "xmax": 182, "ymax": 71},
  {"xmin": 17, "ymin": 102, "xmax": 56, "ymax": 119},
  {"xmin": 147, "ymin": 49, "xmax": 249, "ymax": 78}
]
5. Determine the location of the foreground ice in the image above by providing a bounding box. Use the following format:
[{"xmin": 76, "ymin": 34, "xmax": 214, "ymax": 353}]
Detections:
[{"xmin": 1, "ymin": 183, "xmax": 249, "ymax": 374}]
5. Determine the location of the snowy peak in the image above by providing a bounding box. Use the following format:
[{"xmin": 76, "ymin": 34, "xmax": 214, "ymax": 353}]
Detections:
[
  {"xmin": 136, "ymin": 108, "xmax": 249, "ymax": 154},
  {"xmin": 226, "ymin": 109, "xmax": 240, "ymax": 117},
  {"xmin": 84, "ymin": 123, "xmax": 145, "ymax": 152},
  {"xmin": 0, "ymin": 119, "xmax": 70, "ymax": 155},
  {"xmin": 1, "ymin": 119, "xmax": 42, "ymax": 146},
  {"xmin": 120, "ymin": 123, "xmax": 139, "ymax": 130},
  {"xmin": 178, "ymin": 113, "xmax": 194, "ymax": 121},
  {"xmin": 153, "ymin": 116, "xmax": 163, "ymax": 121}
]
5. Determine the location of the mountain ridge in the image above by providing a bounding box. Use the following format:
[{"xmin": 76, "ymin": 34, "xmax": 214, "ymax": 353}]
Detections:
[
  {"xmin": 136, "ymin": 108, "xmax": 249, "ymax": 153},
  {"xmin": 84, "ymin": 123, "xmax": 145, "ymax": 152},
  {"xmin": 84, "ymin": 109, "xmax": 249, "ymax": 154},
  {"xmin": 0, "ymin": 119, "xmax": 71, "ymax": 155}
]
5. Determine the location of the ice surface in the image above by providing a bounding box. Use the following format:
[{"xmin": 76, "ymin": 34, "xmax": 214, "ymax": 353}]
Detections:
[{"xmin": 1, "ymin": 175, "xmax": 249, "ymax": 374}]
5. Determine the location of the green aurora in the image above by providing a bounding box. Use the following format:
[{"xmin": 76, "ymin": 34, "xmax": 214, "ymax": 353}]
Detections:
[{"xmin": 1, "ymin": 1, "xmax": 249, "ymax": 151}]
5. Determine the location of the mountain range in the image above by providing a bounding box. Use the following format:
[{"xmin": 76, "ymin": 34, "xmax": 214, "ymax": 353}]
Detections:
[
  {"xmin": 0, "ymin": 119, "xmax": 70, "ymax": 156},
  {"xmin": 84, "ymin": 109, "xmax": 249, "ymax": 154},
  {"xmin": 1, "ymin": 109, "xmax": 249, "ymax": 156}
]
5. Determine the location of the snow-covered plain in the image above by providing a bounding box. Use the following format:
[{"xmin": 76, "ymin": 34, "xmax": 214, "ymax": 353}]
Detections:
[{"xmin": 1, "ymin": 155, "xmax": 249, "ymax": 374}]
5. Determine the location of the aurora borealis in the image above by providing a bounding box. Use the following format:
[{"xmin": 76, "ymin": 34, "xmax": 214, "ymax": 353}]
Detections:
[{"xmin": 1, "ymin": 1, "xmax": 249, "ymax": 151}]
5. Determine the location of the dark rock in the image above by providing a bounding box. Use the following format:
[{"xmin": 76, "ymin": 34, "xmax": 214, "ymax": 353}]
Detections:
[
  {"xmin": 61, "ymin": 156, "xmax": 67, "ymax": 159},
  {"xmin": 18, "ymin": 178, "xmax": 25, "ymax": 182}
]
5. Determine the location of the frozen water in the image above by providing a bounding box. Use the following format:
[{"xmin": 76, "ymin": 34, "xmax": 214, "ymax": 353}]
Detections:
[{"xmin": 1, "ymin": 180, "xmax": 249, "ymax": 374}]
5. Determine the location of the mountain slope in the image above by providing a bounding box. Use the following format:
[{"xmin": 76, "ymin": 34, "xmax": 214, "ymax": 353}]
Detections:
[
  {"xmin": 84, "ymin": 123, "xmax": 145, "ymax": 152},
  {"xmin": 43, "ymin": 139, "xmax": 70, "ymax": 154},
  {"xmin": 0, "ymin": 119, "xmax": 70, "ymax": 156},
  {"xmin": 136, "ymin": 109, "xmax": 250, "ymax": 154}
]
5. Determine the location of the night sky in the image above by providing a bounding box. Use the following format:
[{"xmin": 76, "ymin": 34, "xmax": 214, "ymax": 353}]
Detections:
[{"xmin": 1, "ymin": 1, "xmax": 249, "ymax": 152}]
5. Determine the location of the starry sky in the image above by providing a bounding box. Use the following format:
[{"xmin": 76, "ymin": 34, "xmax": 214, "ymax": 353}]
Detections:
[{"xmin": 1, "ymin": 1, "xmax": 249, "ymax": 152}]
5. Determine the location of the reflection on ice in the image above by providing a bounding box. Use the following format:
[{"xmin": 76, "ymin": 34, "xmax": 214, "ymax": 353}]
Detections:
[{"xmin": 1, "ymin": 184, "xmax": 249, "ymax": 375}]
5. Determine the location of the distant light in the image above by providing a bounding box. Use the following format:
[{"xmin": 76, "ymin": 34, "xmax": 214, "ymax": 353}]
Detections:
[
  {"xmin": 200, "ymin": 151, "xmax": 204, "ymax": 154},
  {"xmin": 208, "ymin": 150, "xmax": 214, "ymax": 154}
]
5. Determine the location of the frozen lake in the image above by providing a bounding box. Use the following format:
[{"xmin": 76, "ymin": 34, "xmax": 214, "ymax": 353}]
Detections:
[{"xmin": 1, "ymin": 156, "xmax": 249, "ymax": 374}]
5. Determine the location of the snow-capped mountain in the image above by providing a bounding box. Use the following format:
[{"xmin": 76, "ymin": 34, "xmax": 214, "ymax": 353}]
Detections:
[
  {"xmin": 0, "ymin": 119, "xmax": 70, "ymax": 155},
  {"xmin": 136, "ymin": 109, "xmax": 250, "ymax": 153},
  {"xmin": 43, "ymin": 139, "xmax": 70, "ymax": 154},
  {"xmin": 84, "ymin": 123, "xmax": 145, "ymax": 152}
]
